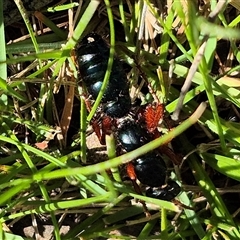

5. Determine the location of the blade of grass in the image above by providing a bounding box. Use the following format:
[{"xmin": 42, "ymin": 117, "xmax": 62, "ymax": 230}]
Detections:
[
  {"xmin": 129, "ymin": 193, "xmax": 179, "ymax": 212},
  {"xmin": 178, "ymin": 187, "xmax": 206, "ymax": 239},
  {"xmin": 0, "ymin": 78, "xmax": 27, "ymax": 102},
  {"xmin": 0, "ymin": 0, "xmax": 7, "ymax": 105},
  {"xmin": 0, "ymin": 135, "xmax": 67, "ymax": 167},
  {"xmin": 63, "ymin": 193, "xmax": 127, "ymax": 239},
  {"xmin": 14, "ymin": 0, "xmax": 40, "ymax": 54},
  {"xmin": 172, "ymin": 63, "xmax": 240, "ymax": 108},
  {"xmin": 64, "ymin": 0, "xmax": 101, "ymax": 49},
  {"xmin": 106, "ymin": 134, "xmax": 122, "ymax": 183},
  {"xmin": 160, "ymin": 208, "xmax": 168, "ymax": 239},
  {"xmin": 87, "ymin": 0, "xmax": 115, "ymax": 122},
  {"xmin": 0, "ymin": 179, "xmax": 32, "ymax": 206},
  {"xmin": 32, "ymin": 102, "xmax": 206, "ymax": 181},
  {"xmin": 1, "ymin": 121, "xmax": 61, "ymax": 239},
  {"xmin": 138, "ymin": 218, "xmax": 159, "ymax": 238},
  {"xmin": 119, "ymin": 0, "xmax": 131, "ymax": 41},
  {"xmin": 47, "ymin": 2, "xmax": 79, "ymax": 12},
  {"xmin": 80, "ymin": 96, "xmax": 87, "ymax": 163},
  {"xmin": 2, "ymin": 232, "xmax": 25, "ymax": 240},
  {"xmin": 6, "ymin": 49, "xmax": 65, "ymax": 63},
  {"xmin": 6, "ymin": 41, "xmax": 65, "ymax": 54},
  {"xmin": 158, "ymin": 3, "xmax": 176, "ymax": 67},
  {"xmin": 3, "ymin": 194, "xmax": 111, "ymax": 221},
  {"xmin": 201, "ymin": 152, "xmax": 240, "ymax": 182},
  {"xmin": 180, "ymin": 134, "xmax": 240, "ymax": 239},
  {"xmin": 197, "ymin": 16, "xmax": 240, "ymax": 40},
  {"xmin": 34, "ymin": 11, "xmax": 68, "ymax": 40}
]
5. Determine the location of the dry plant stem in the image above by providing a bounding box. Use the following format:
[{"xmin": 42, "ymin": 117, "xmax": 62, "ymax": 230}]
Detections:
[
  {"xmin": 68, "ymin": 3, "xmax": 74, "ymax": 38},
  {"xmin": 73, "ymin": 0, "xmax": 83, "ymax": 28},
  {"xmin": 31, "ymin": 213, "xmax": 40, "ymax": 239},
  {"xmin": 208, "ymin": 0, "xmax": 228, "ymax": 21},
  {"xmin": 126, "ymin": 212, "xmax": 160, "ymax": 225},
  {"xmin": 138, "ymin": 2, "xmax": 147, "ymax": 42},
  {"xmin": 171, "ymin": 41, "xmax": 207, "ymax": 121},
  {"xmin": 60, "ymin": 85, "xmax": 75, "ymax": 147}
]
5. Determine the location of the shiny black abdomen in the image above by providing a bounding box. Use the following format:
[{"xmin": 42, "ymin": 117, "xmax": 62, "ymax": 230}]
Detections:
[
  {"xmin": 77, "ymin": 33, "xmax": 131, "ymax": 118},
  {"xmin": 117, "ymin": 121, "xmax": 181, "ymax": 201},
  {"xmin": 146, "ymin": 180, "xmax": 181, "ymax": 200},
  {"xmin": 118, "ymin": 122, "xmax": 151, "ymax": 152},
  {"xmin": 133, "ymin": 153, "xmax": 167, "ymax": 187}
]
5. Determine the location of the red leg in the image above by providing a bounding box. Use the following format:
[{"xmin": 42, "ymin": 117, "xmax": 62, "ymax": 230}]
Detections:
[
  {"xmin": 84, "ymin": 93, "xmax": 115, "ymax": 145},
  {"xmin": 83, "ymin": 95, "xmax": 106, "ymax": 144},
  {"xmin": 92, "ymin": 120, "xmax": 105, "ymax": 144},
  {"xmin": 91, "ymin": 116, "xmax": 114, "ymax": 145},
  {"xmin": 83, "ymin": 94, "xmax": 93, "ymax": 113},
  {"xmin": 127, "ymin": 163, "xmax": 139, "ymax": 190},
  {"xmin": 102, "ymin": 116, "xmax": 115, "ymax": 137},
  {"xmin": 127, "ymin": 163, "xmax": 150, "ymax": 216},
  {"xmin": 160, "ymin": 145, "xmax": 182, "ymax": 165}
]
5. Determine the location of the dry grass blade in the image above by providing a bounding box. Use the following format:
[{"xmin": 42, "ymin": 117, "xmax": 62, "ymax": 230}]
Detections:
[{"xmin": 229, "ymin": 0, "xmax": 240, "ymax": 11}]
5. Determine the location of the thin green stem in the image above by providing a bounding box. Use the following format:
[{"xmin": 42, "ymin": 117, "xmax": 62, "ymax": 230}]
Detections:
[
  {"xmin": 0, "ymin": 0, "xmax": 7, "ymax": 105},
  {"xmin": 106, "ymin": 134, "xmax": 122, "ymax": 182},
  {"xmin": 87, "ymin": 0, "xmax": 115, "ymax": 122},
  {"xmin": 199, "ymin": 57, "xmax": 227, "ymax": 152},
  {"xmin": 14, "ymin": 0, "xmax": 40, "ymax": 54},
  {"xmin": 119, "ymin": 0, "xmax": 131, "ymax": 42},
  {"xmin": 80, "ymin": 97, "xmax": 87, "ymax": 163},
  {"xmin": 161, "ymin": 208, "xmax": 168, "ymax": 239},
  {"xmin": 64, "ymin": 0, "xmax": 101, "ymax": 49},
  {"xmin": 33, "ymin": 102, "xmax": 206, "ymax": 181}
]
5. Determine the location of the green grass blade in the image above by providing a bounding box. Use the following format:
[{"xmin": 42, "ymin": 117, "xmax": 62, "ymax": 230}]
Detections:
[{"xmin": 0, "ymin": 0, "xmax": 8, "ymax": 105}]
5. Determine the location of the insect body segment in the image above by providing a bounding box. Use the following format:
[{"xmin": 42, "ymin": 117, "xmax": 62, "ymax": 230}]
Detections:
[
  {"xmin": 146, "ymin": 181, "xmax": 181, "ymax": 201},
  {"xmin": 117, "ymin": 122, "xmax": 151, "ymax": 152},
  {"xmin": 118, "ymin": 121, "xmax": 181, "ymax": 201},
  {"xmin": 133, "ymin": 153, "xmax": 167, "ymax": 187},
  {"xmin": 77, "ymin": 33, "xmax": 131, "ymax": 118}
]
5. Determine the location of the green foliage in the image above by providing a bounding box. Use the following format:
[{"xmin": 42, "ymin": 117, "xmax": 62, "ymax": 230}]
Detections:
[{"xmin": 1, "ymin": 0, "xmax": 240, "ymax": 239}]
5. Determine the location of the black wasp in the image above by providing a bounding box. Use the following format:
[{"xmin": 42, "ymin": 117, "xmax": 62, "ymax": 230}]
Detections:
[{"xmin": 76, "ymin": 33, "xmax": 181, "ymax": 202}]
